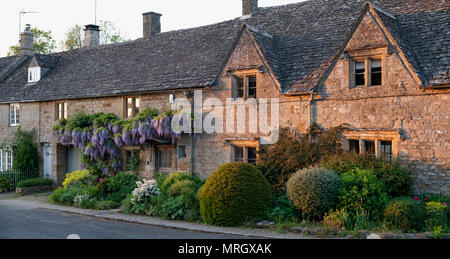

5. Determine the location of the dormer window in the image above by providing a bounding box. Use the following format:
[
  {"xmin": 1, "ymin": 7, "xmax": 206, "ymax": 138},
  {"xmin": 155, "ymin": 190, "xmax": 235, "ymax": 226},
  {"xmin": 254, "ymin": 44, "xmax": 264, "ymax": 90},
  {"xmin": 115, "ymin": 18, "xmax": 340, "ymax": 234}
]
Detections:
[
  {"xmin": 233, "ymin": 75, "xmax": 257, "ymax": 99},
  {"xmin": 350, "ymin": 57, "xmax": 384, "ymax": 88},
  {"xmin": 28, "ymin": 67, "xmax": 41, "ymax": 83}
]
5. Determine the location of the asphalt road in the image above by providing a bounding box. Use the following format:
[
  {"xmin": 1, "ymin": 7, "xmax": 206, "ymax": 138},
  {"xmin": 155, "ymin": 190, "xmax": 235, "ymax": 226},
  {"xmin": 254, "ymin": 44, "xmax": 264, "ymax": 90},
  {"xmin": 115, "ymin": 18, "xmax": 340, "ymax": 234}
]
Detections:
[{"xmin": 0, "ymin": 202, "xmax": 244, "ymax": 239}]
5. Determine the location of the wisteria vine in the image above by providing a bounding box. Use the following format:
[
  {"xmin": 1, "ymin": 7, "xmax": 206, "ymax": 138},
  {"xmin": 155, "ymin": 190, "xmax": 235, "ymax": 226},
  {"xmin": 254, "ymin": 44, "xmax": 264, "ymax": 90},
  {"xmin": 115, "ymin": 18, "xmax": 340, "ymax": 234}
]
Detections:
[{"xmin": 52, "ymin": 108, "xmax": 181, "ymax": 176}]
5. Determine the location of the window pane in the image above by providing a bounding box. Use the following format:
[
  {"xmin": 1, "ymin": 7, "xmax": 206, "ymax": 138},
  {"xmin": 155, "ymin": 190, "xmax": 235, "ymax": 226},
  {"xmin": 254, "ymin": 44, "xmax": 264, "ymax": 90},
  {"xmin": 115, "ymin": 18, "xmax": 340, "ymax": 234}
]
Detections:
[
  {"xmin": 371, "ymin": 60, "xmax": 382, "ymax": 86},
  {"xmin": 364, "ymin": 140, "xmax": 375, "ymax": 154},
  {"xmin": 158, "ymin": 148, "xmax": 172, "ymax": 168},
  {"xmin": 381, "ymin": 141, "xmax": 393, "ymax": 161},
  {"xmin": 126, "ymin": 151, "xmax": 132, "ymax": 171},
  {"xmin": 248, "ymin": 76, "xmax": 257, "ymax": 98},
  {"xmin": 64, "ymin": 103, "xmax": 68, "ymax": 119},
  {"xmin": 248, "ymin": 147, "xmax": 257, "ymax": 164},
  {"xmin": 355, "ymin": 62, "xmax": 365, "ymax": 86},
  {"xmin": 178, "ymin": 146, "xmax": 186, "ymax": 159},
  {"xmin": 349, "ymin": 140, "xmax": 360, "ymax": 154},
  {"xmin": 135, "ymin": 98, "xmax": 140, "ymax": 115},
  {"xmin": 234, "ymin": 146, "xmax": 244, "ymax": 162},
  {"xmin": 236, "ymin": 77, "xmax": 244, "ymax": 98}
]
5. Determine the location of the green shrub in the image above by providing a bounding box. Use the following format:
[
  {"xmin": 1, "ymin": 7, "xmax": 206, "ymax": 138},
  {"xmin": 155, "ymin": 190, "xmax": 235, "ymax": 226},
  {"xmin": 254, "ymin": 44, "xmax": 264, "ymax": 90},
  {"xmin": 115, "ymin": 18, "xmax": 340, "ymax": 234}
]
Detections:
[
  {"xmin": 322, "ymin": 153, "xmax": 412, "ymax": 197},
  {"xmin": 95, "ymin": 178, "xmax": 111, "ymax": 198},
  {"xmin": 266, "ymin": 193, "xmax": 299, "ymax": 223},
  {"xmin": 257, "ymin": 125, "xmax": 344, "ymax": 194},
  {"xmin": 50, "ymin": 185, "xmax": 85, "ymax": 204},
  {"xmin": 338, "ymin": 168, "xmax": 389, "ymax": 220},
  {"xmin": 383, "ymin": 197, "xmax": 426, "ymax": 232},
  {"xmin": 199, "ymin": 162, "xmax": 272, "ymax": 226},
  {"xmin": 107, "ymin": 172, "xmax": 139, "ymax": 203},
  {"xmin": 17, "ymin": 178, "xmax": 54, "ymax": 188},
  {"xmin": 425, "ymin": 201, "xmax": 448, "ymax": 231},
  {"xmin": 286, "ymin": 167, "xmax": 340, "ymax": 220},
  {"xmin": 160, "ymin": 196, "xmax": 186, "ymax": 220},
  {"xmin": 323, "ymin": 209, "xmax": 347, "ymax": 229},
  {"xmin": 161, "ymin": 172, "xmax": 203, "ymax": 194},
  {"xmin": 0, "ymin": 176, "xmax": 12, "ymax": 193}
]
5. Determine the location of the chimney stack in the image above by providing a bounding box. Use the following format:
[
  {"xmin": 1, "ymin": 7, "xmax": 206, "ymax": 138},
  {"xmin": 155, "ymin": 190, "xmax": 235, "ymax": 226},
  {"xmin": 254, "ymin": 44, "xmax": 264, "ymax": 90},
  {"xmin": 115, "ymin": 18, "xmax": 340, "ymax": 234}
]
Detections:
[
  {"xmin": 242, "ymin": 0, "xmax": 258, "ymax": 16},
  {"xmin": 143, "ymin": 12, "xmax": 162, "ymax": 38},
  {"xmin": 84, "ymin": 24, "xmax": 100, "ymax": 47},
  {"xmin": 20, "ymin": 24, "xmax": 34, "ymax": 56}
]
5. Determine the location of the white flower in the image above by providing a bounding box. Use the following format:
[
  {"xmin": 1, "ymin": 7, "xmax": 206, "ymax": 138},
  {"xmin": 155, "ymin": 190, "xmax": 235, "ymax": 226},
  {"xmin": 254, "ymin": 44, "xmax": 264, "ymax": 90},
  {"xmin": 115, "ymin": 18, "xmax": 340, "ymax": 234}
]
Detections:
[{"xmin": 130, "ymin": 179, "xmax": 161, "ymax": 205}]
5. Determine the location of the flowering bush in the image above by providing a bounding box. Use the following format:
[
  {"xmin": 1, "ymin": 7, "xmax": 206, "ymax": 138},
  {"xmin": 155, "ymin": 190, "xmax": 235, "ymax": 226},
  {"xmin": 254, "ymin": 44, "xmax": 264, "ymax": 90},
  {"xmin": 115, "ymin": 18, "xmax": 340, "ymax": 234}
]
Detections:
[
  {"xmin": 131, "ymin": 179, "xmax": 161, "ymax": 205},
  {"xmin": 62, "ymin": 170, "xmax": 93, "ymax": 187}
]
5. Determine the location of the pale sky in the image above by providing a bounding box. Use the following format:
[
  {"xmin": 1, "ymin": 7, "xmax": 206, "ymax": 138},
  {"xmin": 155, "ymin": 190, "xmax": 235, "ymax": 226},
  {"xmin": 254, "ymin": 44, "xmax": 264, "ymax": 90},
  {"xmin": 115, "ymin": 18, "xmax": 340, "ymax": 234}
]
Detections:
[{"xmin": 0, "ymin": 0, "xmax": 305, "ymax": 57}]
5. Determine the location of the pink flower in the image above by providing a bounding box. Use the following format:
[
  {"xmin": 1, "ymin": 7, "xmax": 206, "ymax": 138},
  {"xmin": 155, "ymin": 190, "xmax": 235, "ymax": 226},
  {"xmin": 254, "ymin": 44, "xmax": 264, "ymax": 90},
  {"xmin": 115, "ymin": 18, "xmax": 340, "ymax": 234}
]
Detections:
[
  {"xmin": 414, "ymin": 196, "xmax": 420, "ymax": 201},
  {"xmin": 100, "ymin": 178, "xmax": 104, "ymax": 182}
]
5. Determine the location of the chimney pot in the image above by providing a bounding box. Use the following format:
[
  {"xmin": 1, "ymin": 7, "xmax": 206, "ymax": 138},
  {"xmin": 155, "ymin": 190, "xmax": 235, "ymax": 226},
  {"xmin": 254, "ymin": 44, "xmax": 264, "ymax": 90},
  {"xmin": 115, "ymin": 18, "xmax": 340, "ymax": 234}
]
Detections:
[
  {"xmin": 84, "ymin": 24, "xmax": 100, "ymax": 47},
  {"xmin": 242, "ymin": 0, "xmax": 258, "ymax": 16},
  {"xmin": 20, "ymin": 24, "xmax": 34, "ymax": 56},
  {"xmin": 143, "ymin": 12, "xmax": 162, "ymax": 38}
]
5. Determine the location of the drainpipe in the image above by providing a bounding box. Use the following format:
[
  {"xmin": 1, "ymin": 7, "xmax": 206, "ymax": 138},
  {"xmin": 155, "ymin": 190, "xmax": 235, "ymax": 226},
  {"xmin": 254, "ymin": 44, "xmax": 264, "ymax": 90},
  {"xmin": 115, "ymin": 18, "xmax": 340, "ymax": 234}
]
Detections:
[
  {"xmin": 185, "ymin": 90, "xmax": 195, "ymax": 176},
  {"xmin": 308, "ymin": 93, "xmax": 314, "ymax": 141}
]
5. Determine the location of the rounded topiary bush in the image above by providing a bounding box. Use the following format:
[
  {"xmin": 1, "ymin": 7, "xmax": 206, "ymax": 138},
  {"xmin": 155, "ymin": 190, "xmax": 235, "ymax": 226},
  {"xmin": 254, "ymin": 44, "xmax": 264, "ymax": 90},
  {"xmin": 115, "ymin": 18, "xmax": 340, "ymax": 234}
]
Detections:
[
  {"xmin": 198, "ymin": 162, "xmax": 272, "ymax": 226},
  {"xmin": 286, "ymin": 167, "xmax": 340, "ymax": 219},
  {"xmin": 383, "ymin": 197, "xmax": 426, "ymax": 232}
]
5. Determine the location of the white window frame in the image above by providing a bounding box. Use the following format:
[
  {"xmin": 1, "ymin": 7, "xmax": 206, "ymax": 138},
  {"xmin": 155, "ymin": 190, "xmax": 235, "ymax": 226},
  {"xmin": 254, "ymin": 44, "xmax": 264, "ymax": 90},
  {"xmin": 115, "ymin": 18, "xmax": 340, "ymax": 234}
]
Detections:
[
  {"xmin": 56, "ymin": 102, "xmax": 68, "ymax": 120},
  {"xmin": 28, "ymin": 67, "xmax": 41, "ymax": 83},
  {"xmin": 9, "ymin": 103, "xmax": 20, "ymax": 127},
  {"xmin": 0, "ymin": 149, "xmax": 13, "ymax": 172}
]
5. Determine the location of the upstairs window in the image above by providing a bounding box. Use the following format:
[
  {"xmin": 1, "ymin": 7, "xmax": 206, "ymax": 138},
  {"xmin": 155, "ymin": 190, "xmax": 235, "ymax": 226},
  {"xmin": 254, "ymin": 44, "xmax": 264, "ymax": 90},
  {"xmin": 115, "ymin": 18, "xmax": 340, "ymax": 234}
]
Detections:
[
  {"xmin": 28, "ymin": 67, "xmax": 41, "ymax": 83},
  {"xmin": 0, "ymin": 149, "xmax": 13, "ymax": 172},
  {"xmin": 233, "ymin": 75, "xmax": 257, "ymax": 99},
  {"xmin": 355, "ymin": 61, "xmax": 365, "ymax": 87},
  {"xmin": 56, "ymin": 102, "xmax": 68, "ymax": 120},
  {"xmin": 125, "ymin": 97, "xmax": 140, "ymax": 118},
  {"xmin": 9, "ymin": 104, "xmax": 20, "ymax": 126},
  {"xmin": 371, "ymin": 59, "xmax": 382, "ymax": 86}
]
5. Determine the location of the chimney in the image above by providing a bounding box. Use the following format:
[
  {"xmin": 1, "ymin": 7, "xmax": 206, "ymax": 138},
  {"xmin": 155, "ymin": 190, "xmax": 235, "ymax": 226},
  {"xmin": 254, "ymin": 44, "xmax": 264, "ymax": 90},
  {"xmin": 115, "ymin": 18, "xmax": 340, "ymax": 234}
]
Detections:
[
  {"xmin": 143, "ymin": 12, "xmax": 162, "ymax": 38},
  {"xmin": 20, "ymin": 24, "xmax": 34, "ymax": 56},
  {"xmin": 242, "ymin": 0, "xmax": 258, "ymax": 16},
  {"xmin": 84, "ymin": 24, "xmax": 100, "ymax": 47}
]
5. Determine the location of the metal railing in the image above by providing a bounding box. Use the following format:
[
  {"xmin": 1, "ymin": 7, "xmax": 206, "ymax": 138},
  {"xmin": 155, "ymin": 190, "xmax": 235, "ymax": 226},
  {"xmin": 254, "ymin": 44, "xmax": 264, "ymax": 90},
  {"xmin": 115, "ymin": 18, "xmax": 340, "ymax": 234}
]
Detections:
[{"xmin": 0, "ymin": 170, "xmax": 39, "ymax": 189}]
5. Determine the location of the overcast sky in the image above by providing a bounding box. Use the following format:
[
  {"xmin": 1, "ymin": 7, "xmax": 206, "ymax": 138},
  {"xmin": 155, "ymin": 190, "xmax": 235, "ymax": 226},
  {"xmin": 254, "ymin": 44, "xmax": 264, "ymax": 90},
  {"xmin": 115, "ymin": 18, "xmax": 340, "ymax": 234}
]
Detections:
[{"xmin": 0, "ymin": 0, "xmax": 305, "ymax": 57}]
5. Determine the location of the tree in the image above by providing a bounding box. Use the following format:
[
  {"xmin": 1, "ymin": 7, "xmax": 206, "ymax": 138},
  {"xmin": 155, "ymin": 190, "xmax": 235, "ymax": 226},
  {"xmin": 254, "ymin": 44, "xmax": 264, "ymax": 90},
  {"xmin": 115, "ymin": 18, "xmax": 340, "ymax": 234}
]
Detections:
[
  {"xmin": 11, "ymin": 127, "xmax": 40, "ymax": 172},
  {"xmin": 7, "ymin": 28, "xmax": 56, "ymax": 56},
  {"xmin": 61, "ymin": 20, "xmax": 126, "ymax": 51}
]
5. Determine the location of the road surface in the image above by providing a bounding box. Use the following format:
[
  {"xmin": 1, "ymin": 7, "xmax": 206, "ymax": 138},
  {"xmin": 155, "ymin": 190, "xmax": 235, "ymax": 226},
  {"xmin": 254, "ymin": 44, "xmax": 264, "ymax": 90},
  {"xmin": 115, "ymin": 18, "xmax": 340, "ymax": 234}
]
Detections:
[{"xmin": 0, "ymin": 200, "xmax": 244, "ymax": 239}]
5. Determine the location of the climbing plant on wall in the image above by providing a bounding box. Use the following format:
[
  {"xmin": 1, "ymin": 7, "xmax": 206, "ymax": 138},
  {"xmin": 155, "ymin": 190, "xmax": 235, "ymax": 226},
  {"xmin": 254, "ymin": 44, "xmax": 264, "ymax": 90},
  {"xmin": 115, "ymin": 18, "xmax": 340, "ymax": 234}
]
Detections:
[{"xmin": 52, "ymin": 108, "xmax": 181, "ymax": 177}]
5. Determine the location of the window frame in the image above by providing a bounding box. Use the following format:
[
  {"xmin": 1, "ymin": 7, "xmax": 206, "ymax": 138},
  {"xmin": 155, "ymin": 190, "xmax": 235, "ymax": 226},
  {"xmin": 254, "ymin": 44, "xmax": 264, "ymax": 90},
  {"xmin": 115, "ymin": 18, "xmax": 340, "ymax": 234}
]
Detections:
[
  {"xmin": 0, "ymin": 149, "xmax": 13, "ymax": 172},
  {"xmin": 124, "ymin": 96, "xmax": 141, "ymax": 118},
  {"xmin": 9, "ymin": 103, "xmax": 20, "ymax": 127},
  {"xmin": 232, "ymin": 74, "xmax": 258, "ymax": 100},
  {"xmin": 121, "ymin": 147, "xmax": 141, "ymax": 172},
  {"xmin": 157, "ymin": 146, "xmax": 173, "ymax": 169},
  {"xmin": 343, "ymin": 130, "xmax": 400, "ymax": 160},
  {"xmin": 55, "ymin": 102, "xmax": 68, "ymax": 121},
  {"xmin": 232, "ymin": 144, "xmax": 258, "ymax": 165},
  {"xmin": 28, "ymin": 67, "xmax": 41, "ymax": 83},
  {"xmin": 348, "ymin": 49, "xmax": 385, "ymax": 89}
]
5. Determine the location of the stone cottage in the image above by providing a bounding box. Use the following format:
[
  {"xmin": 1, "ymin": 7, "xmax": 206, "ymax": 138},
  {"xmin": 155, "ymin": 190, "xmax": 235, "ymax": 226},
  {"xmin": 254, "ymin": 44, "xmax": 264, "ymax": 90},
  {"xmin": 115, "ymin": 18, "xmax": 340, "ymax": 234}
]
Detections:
[{"xmin": 0, "ymin": 0, "xmax": 448, "ymax": 194}]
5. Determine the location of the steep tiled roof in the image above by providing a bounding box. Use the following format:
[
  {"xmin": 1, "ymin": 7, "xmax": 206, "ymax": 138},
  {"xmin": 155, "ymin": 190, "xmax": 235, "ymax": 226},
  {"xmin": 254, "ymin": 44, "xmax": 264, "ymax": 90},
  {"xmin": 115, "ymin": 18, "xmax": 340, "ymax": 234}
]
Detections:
[{"xmin": 0, "ymin": 0, "xmax": 448, "ymax": 102}]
